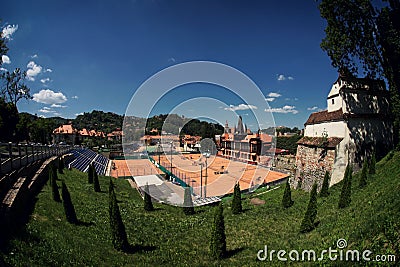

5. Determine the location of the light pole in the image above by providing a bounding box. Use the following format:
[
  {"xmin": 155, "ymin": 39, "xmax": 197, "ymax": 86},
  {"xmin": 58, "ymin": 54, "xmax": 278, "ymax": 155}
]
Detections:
[
  {"xmin": 170, "ymin": 141, "xmax": 173, "ymax": 178},
  {"xmin": 157, "ymin": 141, "xmax": 161, "ymax": 165},
  {"xmin": 203, "ymin": 150, "xmax": 210, "ymax": 198},
  {"xmin": 200, "ymin": 162, "xmax": 203, "ymax": 198}
]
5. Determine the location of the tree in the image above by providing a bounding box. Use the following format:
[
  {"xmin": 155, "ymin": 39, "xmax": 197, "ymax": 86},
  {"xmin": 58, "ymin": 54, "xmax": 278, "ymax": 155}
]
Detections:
[
  {"xmin": 183, "ymin": 187, "xmax": 195, "ymax": 215},
  {"xmin": 93, "ymin": 167, "xmax": 101, "ymax": 192},
  {"xmin": 319, "ymin": 0, "xmax": 400, "ymax": 148},
  {"xmin": 299, "ymin": 183, "xmax": 318, "ymax": 233},
  {"xmin": 143, "ymin": 183, "xmax": 154, "ymax": 211},
  {"xmin": 338, "ymin": 164, "xmax": 353, "ymax": 209},
  {"xmin": 319, "ymin": 171, "xmax": 331, "ymax": 197},
  {"xmin": 0, "ymin": 68, "xmax": 31, "ymax": 106},
  {"xmin": 109, "ymin": 179, "xmax": 129, "ymax": 251},
  {"xmin": 0, "ymin": 98, "xmax": 19, "ymax": 142},
  {"xmin": 369, "ymin": 152, "xmax": 376, "ymax": 174},
  {"xmin": 231, "ymin": 183, "xmax": 243, "ymax": 214},
  {"xmin": 359, "ymin": 160, "xmax": 369, "ymax": 188},
  {"xmin": 50, "ymin": 167, "xmax": 61, "ymax": 202},
  {"xmin": 88, "ymin": 164, "xmax": 94, "ymax": 184},
  {"xmin": 282, "ymin": 179, "xmax": 294, "ymax": 208},
  {"xmin": 210, "ymin": 202, "xmax": 226, "ymax": 259},
  {"xmin": 61, "ymin": 181, "xmax": 78, "ymax": 224}
]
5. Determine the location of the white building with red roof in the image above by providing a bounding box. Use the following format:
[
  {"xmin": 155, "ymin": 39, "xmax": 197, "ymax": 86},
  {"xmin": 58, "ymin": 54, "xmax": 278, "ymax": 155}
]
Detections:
[{"xmin": 295, "ymin": 73, "xmax": 393, "ymax": 190}]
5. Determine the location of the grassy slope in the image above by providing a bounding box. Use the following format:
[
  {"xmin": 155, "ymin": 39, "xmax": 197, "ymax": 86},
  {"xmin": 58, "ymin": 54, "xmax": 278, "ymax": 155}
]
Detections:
[{"xmin": 1, "ymin": 152, "xmax": 399, "ymax": 266}]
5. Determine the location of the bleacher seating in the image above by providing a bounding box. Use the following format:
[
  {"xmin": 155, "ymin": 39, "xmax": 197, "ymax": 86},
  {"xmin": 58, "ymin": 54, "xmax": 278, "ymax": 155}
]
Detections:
[{"xmin": 68, "ymin": 148, "xmax": 109, "ymax": 175}]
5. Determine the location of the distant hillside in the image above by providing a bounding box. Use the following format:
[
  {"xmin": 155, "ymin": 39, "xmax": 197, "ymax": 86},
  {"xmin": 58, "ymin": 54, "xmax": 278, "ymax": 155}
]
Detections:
[
  {"xmin": 145, "ymin": 114, "xmax": 224, "ymax": 138},
  {"xmin": 73, "ymin": 110, "xmax": 124, "ymax": 133},
  {"xmin": 14, "ymin": 111, "xmax": 224, "ymax": 143}
]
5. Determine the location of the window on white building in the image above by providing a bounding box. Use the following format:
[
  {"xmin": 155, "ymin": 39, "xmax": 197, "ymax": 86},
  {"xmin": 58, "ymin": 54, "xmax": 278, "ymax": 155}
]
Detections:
[{"xmin": 332, "ymin": 98, "xmax": 335, "ymax": 105}]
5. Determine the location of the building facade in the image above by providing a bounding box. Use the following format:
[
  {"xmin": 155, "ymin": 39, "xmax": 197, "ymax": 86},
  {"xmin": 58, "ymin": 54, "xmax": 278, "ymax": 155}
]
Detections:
[{"xmin": 295, "ymin": 74, "xmax": 393, "ymax": 191}]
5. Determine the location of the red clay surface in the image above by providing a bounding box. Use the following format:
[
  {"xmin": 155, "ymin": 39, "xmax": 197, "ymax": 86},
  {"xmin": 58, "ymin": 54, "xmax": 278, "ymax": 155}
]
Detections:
[{"xmin": 110, "ymin": 154, "xmax": 289, "ymax": 196}]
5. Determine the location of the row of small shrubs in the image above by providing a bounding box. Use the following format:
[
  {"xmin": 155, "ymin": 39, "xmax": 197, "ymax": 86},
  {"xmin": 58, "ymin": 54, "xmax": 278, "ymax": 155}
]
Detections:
[{"xmin": 281, "ymin": 152, "xmax": 377, "ymax": 233}]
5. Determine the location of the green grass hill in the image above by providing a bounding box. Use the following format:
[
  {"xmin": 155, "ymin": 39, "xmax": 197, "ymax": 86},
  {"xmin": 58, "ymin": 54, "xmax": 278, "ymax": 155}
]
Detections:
[{"xmin": 1, "ymin": 152, "xmax": 399, "ymax": 266}]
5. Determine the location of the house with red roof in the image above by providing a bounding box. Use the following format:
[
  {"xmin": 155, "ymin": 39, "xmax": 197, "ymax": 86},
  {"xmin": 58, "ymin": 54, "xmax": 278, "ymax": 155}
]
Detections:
[{"xmin": 295, "ymin": 73, "xmax": 393, "ymax": 191}]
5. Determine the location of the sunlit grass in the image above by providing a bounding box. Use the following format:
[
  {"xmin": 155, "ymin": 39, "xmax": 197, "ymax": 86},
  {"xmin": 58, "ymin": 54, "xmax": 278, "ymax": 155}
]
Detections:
[{"xmin": 1, "ymin": 152, "xmax": 399, "ymax": 266}]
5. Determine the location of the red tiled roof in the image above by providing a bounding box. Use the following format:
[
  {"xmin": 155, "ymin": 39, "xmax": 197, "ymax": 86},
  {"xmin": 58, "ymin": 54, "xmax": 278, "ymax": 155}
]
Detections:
[
  {"xmin": 297, "ymin": 136, "xmax": 343, "ymax": 148},
  {"xmin": 305, "ymin": 109, "xmax": 344, "ymax": 125},
  {"xmin": 53, "ymin": 124, "xmax": 76, "ymax": 134}
]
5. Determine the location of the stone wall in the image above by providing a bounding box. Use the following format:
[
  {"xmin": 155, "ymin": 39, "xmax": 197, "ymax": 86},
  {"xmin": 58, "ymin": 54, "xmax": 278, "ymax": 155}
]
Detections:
[{"xmin": 294, "ymin": 145, "xmax": 335, "ymax": 191}]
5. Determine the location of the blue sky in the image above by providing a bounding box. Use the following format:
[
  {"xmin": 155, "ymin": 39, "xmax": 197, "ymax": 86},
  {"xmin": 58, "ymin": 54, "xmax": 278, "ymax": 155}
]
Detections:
[{"xmin": 1, "ymin": 0, "xmax": 338, "ymax": 129}]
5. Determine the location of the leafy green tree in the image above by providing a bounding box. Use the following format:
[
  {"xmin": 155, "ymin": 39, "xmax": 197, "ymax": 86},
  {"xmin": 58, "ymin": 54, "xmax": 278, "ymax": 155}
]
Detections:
[
  {"xmin": 93, "ymin": 167, "xmax": 101, "ymax": 192},
  {"xmin": 282, "ymin": 179, "xmax": 294, "ymax": 208},
  {"xmin": 338, "ymin": 164, "xmax": 353, "ymax": 209},
  {"xmin": 210, "ymin": 202, "xmax": 226, "ymax": 259},
  {"xmin": 183, "ymin": 187, "xmax": 195, "ymax": 215},
  {"xmin": 88, "ymin": 164, "xmax": 94, "ymax": 184},
  {"xmin": 143, "ymin": 183, "xmax": 154, "ymax": 211},
  {"xmin": 61, "ymin": 181, "xmax": 78, "ymax": 224},
  {"xmin": 276, "ymin": 134, "xmax": 302, "ymax": 154},
  {"xmin": 109, "ymin": 179, "xmax": 129, "ymax": 251},
  {"xmin": 319, "ymin": 0, "xmax": 400, "ymax": 148},
  {"xmin": 369, "ymin": 152, "xmax": 376, "ymax": 174},
  {"xmin": 50, "ymin": 167, "xmax": 61, "ymax": 202},
  {"xmin": 359, "ymin": 160, "xmax": 369, "ymax": 188},
  {"xmin": 0, "ymin": 98, "xmax": 19, "ymax": 142},
  {"xmin": 319, "ymin": 171, "xmax": 331, "ymax": 197},
  {"xmin": 231, "ymin": 183, "xmax": 243, "ymax": 214},
  {"xmin": 299, "ymin": 183, "xmax": 318, "ymax": 233}
]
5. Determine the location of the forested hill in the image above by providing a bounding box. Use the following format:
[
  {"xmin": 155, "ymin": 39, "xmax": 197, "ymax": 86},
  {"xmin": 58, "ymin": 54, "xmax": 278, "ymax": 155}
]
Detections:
[
  {"xmin": 9, "ymin": 110, "xmax": 225, "ymax": 143},
  {"xmin": 74, "ymin": 110, "xmax": 124, "ymax": 133}
]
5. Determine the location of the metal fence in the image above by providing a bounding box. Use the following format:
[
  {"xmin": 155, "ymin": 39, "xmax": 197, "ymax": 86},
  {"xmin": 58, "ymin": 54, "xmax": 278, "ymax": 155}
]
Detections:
[{"xmin": 0, "ymin": 143, "xmax": 71, "ymax": 175}]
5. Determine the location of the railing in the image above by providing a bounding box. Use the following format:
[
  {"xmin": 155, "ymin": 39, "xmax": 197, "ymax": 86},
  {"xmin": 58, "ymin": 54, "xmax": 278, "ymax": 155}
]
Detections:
[
  {"xmin": 0, "ymin": 143, "xmax": 72, "ymax": 175},
  {"xmin": 148, "ymin": 156, "xmax": 191, "ymax": 189}
]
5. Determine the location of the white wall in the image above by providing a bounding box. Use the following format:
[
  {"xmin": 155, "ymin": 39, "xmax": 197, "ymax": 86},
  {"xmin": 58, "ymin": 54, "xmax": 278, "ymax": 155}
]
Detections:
[{"xmin": 304, "ymin": 121, "xmax": 346, "ymax": 138}]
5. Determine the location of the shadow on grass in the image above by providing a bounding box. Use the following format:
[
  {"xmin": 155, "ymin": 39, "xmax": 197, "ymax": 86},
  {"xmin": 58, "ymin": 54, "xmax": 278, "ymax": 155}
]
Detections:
[
  {"xmin": 224, "ymin": 247, "xmax": 245, "ymax": 259},
  {"xmin": 123, "ymin": 244, "xmax": 157, "ymax": 254},
  {"xmin": 76, "ymin": 220, "xmax": 95, "ymax": 227}
]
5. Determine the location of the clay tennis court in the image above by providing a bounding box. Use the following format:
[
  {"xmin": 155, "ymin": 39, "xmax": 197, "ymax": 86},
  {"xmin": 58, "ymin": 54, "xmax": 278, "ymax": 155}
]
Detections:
[{"xmin": 110, "ymin": 153, "xmax": 289, "ymax": 197}]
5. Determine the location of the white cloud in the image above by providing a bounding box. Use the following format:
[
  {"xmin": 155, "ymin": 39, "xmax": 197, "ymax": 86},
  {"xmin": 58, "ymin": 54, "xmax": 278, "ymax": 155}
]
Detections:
[
  {"xmin": 31, "ymin": 54, "xmax": 38, "ymax": 59},
  {"xmin": 26, "ymin": 61, "xmax": 43, "ymax": 81},
  {"xmin": 53, "ymin": 112, "xmax": 61, "ymax": 116},
  {"xmin": 2, "ymin": 24, "xmax": 18, "ymax": 40},
  {"xmin": 2, "ymin": 55, "xmax": 11, "ymax": 64},
  {"xmin": 265, "ymin": 105, "xmax": 299, "ymax": 114},
  {"xmin": 71, "ymin": 95, "xmax": 78, "ymax": 99},
  {"xmin": 307, "ymin": 106, "xmax": 319, "ymax": 111},
  {"xmin": 277, "ymin": 74, "xmax": 294, "ymax": 81},
  {"xmin": 267, "ymin": 92, "xmax": 281, "ymax": 98},
  {"xmin": 224, "ymin": 104, "xmax": 258, "ymax": 111},
  {"xmin": 39, "ymin": 107, "xmax": 55, "ymax": 113},
  {"xmin": 40, "ymin": 78, "xmax": 51, "ymax": 84},
  {"xmin": 45, "ymin": 68, "xmax": 52, "ymax": 73},
  {"xmin": 75, "ymin": 112, "xmax": 84, "ymax": 116},
  {"xmin": 51, "ymin": 104, "xmax": 67, "ymax": 108},
  {"xmin": 0, "ymin": 67, "xmax": 7, "ymax": 72},
  {"xmin": 265, "ymin": 92, "xmax": 281, "ymax": 102},
  {"xmin": 33, "ymin": 89, "xmax": 67, "ymax": 104}
]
